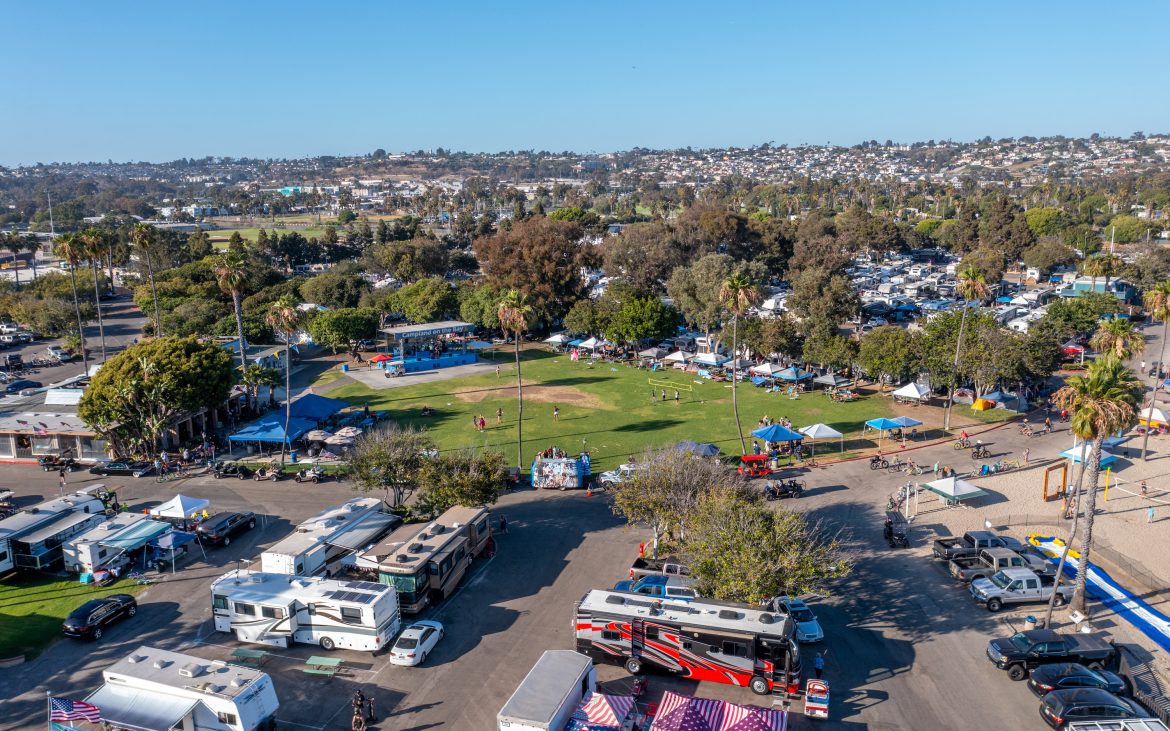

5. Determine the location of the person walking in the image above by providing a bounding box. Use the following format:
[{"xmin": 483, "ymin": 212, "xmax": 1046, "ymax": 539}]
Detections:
[
  {"xmin": 498, "ymin": 514, "xmax": 509, "ymax": 534},
  {"xmin": 1148, "ymin": 505, "xmax": 1156, "ymax": 523},
  {"xmin": 365, "ymin": 695, "xmax": 376, "ymax": 722},
  {"xmin": 814, "ymin": 651, "xmax": 825, "ymax": 679},
  {"xmin": 661, "ymin": 389, "xmax": 666, "ymax": 402},
  {"xmin": 478, "ymin": 415, "xmax": 486, "ymax": 432},
  {"xmin": 1022, "ymin": 448, "xmax": 1030, "ymax": 465},
  {"xmin": 1044, "ymin": 416, "xmax": 1053, "ymax": 433},
  {"xmin": 58, "ymin": 468, "xmax": 67, "ymax": 495},
  {"xmin": 496, "ymin": 407, "xmax": 503, "ymax": 424},
  {"xmin": 673, "ymin": 390, "xmax": 679, "ymax": 403},
  {"xmin": 1141, "ymin": 480, "xmax": 1148, "ymax": 497},
  {"xmin": 495, "ymin": 364, "xmax": 501, "ymax": 378}
]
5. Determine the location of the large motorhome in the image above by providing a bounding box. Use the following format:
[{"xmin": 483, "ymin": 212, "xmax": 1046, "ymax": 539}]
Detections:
[
  {"xmin": 211, "ymin": 569, "xmax": 400, "ymax": 652},
  {"xmin": 85, "ymin": 645, "xmax": 278, "ymax": 731},
  {"xmin": 0, "ymin": 491, "xmax": 104, "ymax": 574},
  {"xmin": 574, "ymin": 589, "xmax": 802, "ymax": 696},
  {"xmin": 62, "ymin": 512, "xmax": 171, "ymax": 574},
  {"xmin": 259, "ymin": 497, "xmax": 400, "ymax": 577},
  {"xmin": 360, "ymin": 505, "xmax": 492, "ymax": 613}
]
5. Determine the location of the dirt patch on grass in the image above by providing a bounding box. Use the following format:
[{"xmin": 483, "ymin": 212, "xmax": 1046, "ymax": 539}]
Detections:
[{"xmin": 452, "ymin": 383, "xmax": 606, "ymax": 409}]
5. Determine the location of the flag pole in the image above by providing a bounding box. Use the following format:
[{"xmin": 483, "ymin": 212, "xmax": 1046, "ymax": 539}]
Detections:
[{"xmin": 46, "ymin": 690, "xmax": 52, "ymax": 731}]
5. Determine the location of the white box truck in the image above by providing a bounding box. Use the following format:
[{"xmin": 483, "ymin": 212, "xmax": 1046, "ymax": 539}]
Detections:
[{"xmin": 498, "ymin": 650, "xmax": 595, "ymax": 731}]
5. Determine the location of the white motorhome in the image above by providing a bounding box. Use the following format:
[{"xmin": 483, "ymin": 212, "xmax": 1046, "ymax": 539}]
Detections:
[
  {"xmin": 497, "ymin": 650, "xmax": 597, "ymax": 731},
  {"xmin": 62, "ymin": 512, "xmax": 171, "ymax": 573},
  {"xmin": 85, "ymin": 645, "xmax": 278, "ymax": 731},
  {"xmin": 211, "ymin": 569, "xmax": 400, "ymax": 652},
  {"xmin": 0, "ymin": 491, "xmax": 104, "ymax": 574},
  {"xmin": 259, "ymin": 497, "xmax": 400, "ymax": 577}
]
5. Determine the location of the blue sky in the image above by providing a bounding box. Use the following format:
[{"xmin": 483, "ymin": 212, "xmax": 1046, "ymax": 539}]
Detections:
[{"xmin": 2, "ymin": 1, "xmax": 1167, "ymax": 165}]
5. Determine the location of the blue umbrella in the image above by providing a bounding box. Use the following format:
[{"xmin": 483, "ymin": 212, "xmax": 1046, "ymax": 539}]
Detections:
[
  {"xmin": 677, "ymin": 441, "xmax": 720, "ymax": 457},
  {"xmin": 751, "ymin": 424, "xmax": 804, "ymax": 442}
]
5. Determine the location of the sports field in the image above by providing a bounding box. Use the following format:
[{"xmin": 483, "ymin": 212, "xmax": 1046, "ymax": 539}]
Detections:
[{"xmin": 325, "ymin": 349, "xmax": 897, "ymax": 471}]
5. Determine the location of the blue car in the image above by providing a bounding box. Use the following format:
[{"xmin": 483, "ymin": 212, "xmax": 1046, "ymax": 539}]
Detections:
[{"xmin": 5, "ymin": 379, "xmax": 42, "ymax": 394}]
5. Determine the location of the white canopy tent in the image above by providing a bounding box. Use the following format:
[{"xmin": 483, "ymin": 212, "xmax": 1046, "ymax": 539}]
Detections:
[
  {"xmin": 639, "ymin": 347, "xmax": 670, "ymax": 360},
  {"xmin": 891, "ymin": 382, "xmax": 931, "ymax": 401},
  {"xmin": 798, "ymin": 423, "xmax": 845, "ymax": 453},
  {"xmin": 149, "ymin": 494, "xmax": 210, "ymax": 519},
  {"xmin": 922, "ymin": 476, "xmax": 988, "ymax": 507},
  {"xmin": 1139, "ymin": 406, "xmax": 1169, "ymax": 426},
  {"xmin": 544, "ymin": 333, "xmax": 570, "ymax": 345},
  {"xmin": 750, "ymin": 362, "xmax": 784, "ymax": 376},
  {"xmin": 664, "ymin": 351, "xmax": 692, "ymax": 363},
  {"xmin": 578, "ymin": 337, "xmax": 603, "ymax": 350}
]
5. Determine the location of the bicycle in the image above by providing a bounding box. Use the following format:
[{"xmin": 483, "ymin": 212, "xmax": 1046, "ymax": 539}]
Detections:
[
  {"xmin": 798, "ymin": 455, "xmax": 819, "ymax": 468},
  {"xmin": 952, "ymin": 438, "xmax": 971, "ymax": 450},
  {"xmin": 886, "ymin": 458, "xmax": 907, "ymax": 474}
]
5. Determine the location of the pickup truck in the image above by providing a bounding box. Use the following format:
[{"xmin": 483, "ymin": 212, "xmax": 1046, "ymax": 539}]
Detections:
[
  {"xmin": 970, "ymin": 568, "xmax": 1074, "ymax": 611},
  {"xmin": 597, "ymin": 463, "xmax": 642, "ymax": 489},
  {"xmin": 629, "ymin": 556, "xmax": 691, "ymax": 581},
  {"xmin": 613, "ymin": 575, "xmax": 699, "ymax": 602},
  {"xmin": 948, "ymin": 547, "xmax": 1051, "ymax": 583},
  {"xmin": 986, "ymin": 628, "xmax": 1116, "ymax": 681},
  {"xmin": 933, "ymin": 531, "xmax": 1024, "ymax": 561}
]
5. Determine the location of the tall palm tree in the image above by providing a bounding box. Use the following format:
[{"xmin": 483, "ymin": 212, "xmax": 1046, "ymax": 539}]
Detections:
[
  {"xmin": 1082, "ymin": 253, "xmax": 1121, "ymax": 295},
  {"xmin": 53, "ymin": 233, "xmax": 89, "ymax": 375},
  {"xmin": 214, "ymin": 252, "xmax": 250, "ymax": 374},
  {"xmin": 130, "ymin": 223, "xmax": 162, "ymax": 336},
  {"xmin": 1140, "ymin": 281, "xmax": 1170, "ymax": 460},
  {"xmin": 497, "ymin": 289, "xmax": 532, "ymax": 473},
  {"xmin": 1089, "ymin": 318, "xmax": 1145, "ymax": 359},
  {"xmin": 719, "ymin": 273, "xmax": 761, "ymax": 453},
  {"xmin": 943, "ymin": 267, "xmax": 990, "ymax": 431},
  {"xmin": 266, "ymin": 295, "xmax": 302, "ymax": 465},
  {"xmin": 1051, "ymin": 355, "xmax": 1140, "ymax": 613},
  {"xmin": 79, "ymin": 228, "xmax": 108, "ymax": 362}
]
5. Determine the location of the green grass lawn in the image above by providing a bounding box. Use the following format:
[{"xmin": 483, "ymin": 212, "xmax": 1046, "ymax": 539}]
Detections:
[
  {"xmin": 324, "ymin": 349, "xmax": 895, "ymax": 472},
  {"xmin": 209, "ymin": 226, "xmax": 328, "ymax": 245},
  {"xmin": 0, "ymin": 575, "xmax": 147, "ymax": 659}
]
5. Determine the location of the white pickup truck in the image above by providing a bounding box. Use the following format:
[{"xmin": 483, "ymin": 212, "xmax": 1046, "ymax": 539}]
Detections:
[{"xmin": 970, "ymin": 567, "xmax": 1074, "ymax": 612}]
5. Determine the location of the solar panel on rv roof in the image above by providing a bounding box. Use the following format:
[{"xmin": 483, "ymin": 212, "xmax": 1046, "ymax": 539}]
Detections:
[{"xmin": 344, "ymin": 581, "xmax": 384, "ymax": 592}]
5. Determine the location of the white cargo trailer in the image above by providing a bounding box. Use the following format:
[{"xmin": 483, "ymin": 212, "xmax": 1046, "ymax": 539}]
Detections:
[{"xmin": 497, "ymin": 650, "xmax": 596, "ymax": 731}]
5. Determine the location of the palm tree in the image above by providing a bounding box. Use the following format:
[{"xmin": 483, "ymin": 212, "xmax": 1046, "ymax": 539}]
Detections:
[
  {"xmin": 266, "ymin": 295, "xmax": 302, "ymax": 465},
  {"xmin": 1140, "ymin": 281, "xmax": 1170, "ymax": 460},
  {"xmin": 1082, "ymin": 253, "xmax": 1121, "ymax": 295},
  {"xmin": 130, "ymin": 223, "xmax": 162, "ymax": 336},
  {"xmin": 497, "ymin": 289, "xmax": 532, "ymax": 473},
  {"xmin": 19, "ymin": 234, "xmax": 41, "ymax": 283},
  {"xmin": 214, "ymin": 252, "xmax": 250, "ymax": 374},
  {"xmin": 719, "ymin": 273, "xmax": 761, "ymax": 453},
  {"xmin": 53, "ymin": 233, "xmax": 89, "ymax": 375},
  {"xmin": 1051, "ymin": 355, "xmax": 1140, "ymax": 614},
  {"xmin": 79, "ymin": 228, "xmax": 108, "ymax": 362},
  {"xmin": 1089, "ymin": 318, "xmax": 1145, "ymax": 359},
  {"xmin": 943, "ymin": 267, "xmax": 990, "ymax": 431}
]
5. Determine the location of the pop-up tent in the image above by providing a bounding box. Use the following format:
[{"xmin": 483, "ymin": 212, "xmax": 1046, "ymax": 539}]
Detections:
[
  {"xmin": 798, "ymin": 422, "xmax": 844, "ymax": 453},
  {"xmin": 922, "ymin": 476, "xmax": 989, "ymax": 506},
  {"xmin": 544, "ymin": 333, "xmax": 570, "ymax": 345},
  {"xmin": 639, "ymin": 347, "xmax": 670, "ymax": 360},
  {"xmin": 664, "ymin": 351, "xmax": 692, "ymax": 363},
  {"xmin": 865, "ymin": 417, "xmax": 902, "ymax": 440},
  {"xmin": 813, "ymin": 372, "xmax": 852, "ymax": 389},
  {"xmin": 1060, "ymin": 446, "xmax": 1119, "ymax": 468},
  {"xmin": 149, "ymin": 494, "xmax": 209, "ymax": 519},
  {"xmin": 1139, "ymin": 406, "xmax": 1169, "ymax": 426},
  {"xmin": 750, "ymin": 362, "xmax": 785, "ymax": 377},
  {"xmin": 288, "ymin": 394, "xmax": 348, "ymax": 421},
  {"xmin": 565, "ymin": 692, "xmax": 635, "ymax": 731},
  {"xmin": 891, "ymin": 382, "xmax": 930, "ymax": 401},
  {"xmin": 776, "ymin": 366, "xmax": 814, "ymax": 381},
  {"xmin": 752, "ymin": 424, "xmax": 804, "ymax": 443},
  {"xmin": 649, "ymin": 691, "xmax": 787, "ymax": 731},
  {"xmin": 677, "ymin": 440, "xmax": 720, "ymax": 457}
]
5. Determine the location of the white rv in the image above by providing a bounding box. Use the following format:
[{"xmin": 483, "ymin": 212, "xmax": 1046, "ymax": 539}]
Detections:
[
  {"xmin": 0, "ymin": 491, "xmax": 104, "ymax": 574},
  {"xmin": 85, "ymin": 645, "xmax": 278, "ymax": 731},
  {"xmin": 211, "ymin": 569, "xmax": 400, "ymax": 652},
  {"xmin": 62, "ymin": 512, "xmax": 171, "ymax": 573},
  {"xmin": 259, "ymin": 497, "xmax": 400, "ymax": 576}
]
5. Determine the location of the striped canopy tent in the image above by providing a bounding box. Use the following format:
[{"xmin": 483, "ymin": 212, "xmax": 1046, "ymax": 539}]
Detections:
[
  {"xmin": 565, "ymin": 693, "xmax": 635, "ymax": 730},
  {"xmin": 649, "ymin": 692, "xmax": 787, "ymax": 731}
]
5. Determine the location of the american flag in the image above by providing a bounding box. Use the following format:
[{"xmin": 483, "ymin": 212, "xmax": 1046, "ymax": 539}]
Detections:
[{"xmin": 49, "ymin": 698, "xmax": 101, "ymax": 723}]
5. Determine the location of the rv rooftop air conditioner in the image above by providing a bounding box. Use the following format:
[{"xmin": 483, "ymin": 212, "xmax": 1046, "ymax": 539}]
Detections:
[
  {"xmin": 428, "ymin": 523, "xmax": 443, "ymax": 535},
  {"xmin": 179, "ymin": 663, "xmax": 204, "ymax": 678},
  {"xmin": 410, "ymin": 542, "xmax": 425, "ymax": 552},
  {"xmin": 397, "ymin": 553, "xmax": 410, "ymax": 562},
  {"xmin": 717, "ymin": 609, "xmax": 741, "ymax": 620},
  {"xmin": 127, "ymin": 654, "xmax": 147, "ymax": 664},
  {"xmin": 153, "ymin": 659, "xmax": 171, "ymax": 669},
  {"xmin": 230, "ymin": 677, "xmax": 246, "ymax": 688}
]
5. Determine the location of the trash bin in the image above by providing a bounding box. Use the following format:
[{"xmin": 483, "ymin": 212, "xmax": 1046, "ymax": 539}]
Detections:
[
  {"xmin": 1025, "ymin": 616, "xmax": 1038, "ymax": 630},
  {"xmin": 290, "ymin": 450, "xmax": 298, "ymax": 464},
  {"xmin": 340, "ymin": 363, "xmax": 349, "ymax": 373}
]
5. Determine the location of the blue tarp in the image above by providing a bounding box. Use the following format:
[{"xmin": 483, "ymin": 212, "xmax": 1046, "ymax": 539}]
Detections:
[
  {"xmin": 150, "ymin": 531, "xmax": 197, "ymax": 550},
  {"xmin": 996, "ymin": 295, "xmax": 1013, "ymax": 303},
  {"xmin": 751, "ymin": 424, "xmax": 804, "ymax": 442},
  {"xmin": 288, "ymin": 394, "xmax": 348, "ymax": 421},
  {"xmin": 677, "ymin": 441, "xmax": 720, "ymax": 457},
  {"xmin": 865, "ymin": 417, "xmax": 902, "ymax": 431},
  {"xmin": 750, "ymin": 376, "xmax": 766, "ymax": 386},
  {"xmin": 228, "ymin": 417, "xmax": 316, "ymax": 443}
]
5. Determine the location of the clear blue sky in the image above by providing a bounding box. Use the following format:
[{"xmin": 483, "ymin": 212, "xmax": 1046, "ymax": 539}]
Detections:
[{"xmin": 3, "ymin": 1, "xmax": 1167, "ymax": 165}]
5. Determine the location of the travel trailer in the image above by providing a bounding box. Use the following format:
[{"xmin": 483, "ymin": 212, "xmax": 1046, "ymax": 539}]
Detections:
[
  {"xmin": 0, "ymin": 491, "xmax": 104, "ymax": 574},
  {"xmin": 62, "ymin": 512, "xmax": 171, "ymax": 574},
  {"xmin": 85, "ymin": 645, "xmax": 278, "ymax": 731},
  {"xmin": 259, "ymin": 497, "xmax": 400, "ymax": 576},
  {"xmin": 359, "ymin": 505, "xmax": 492, "ymax": 613},
  {"xmin": 211, "ymin": 569, "xmax": 400, "ymax": 651}
]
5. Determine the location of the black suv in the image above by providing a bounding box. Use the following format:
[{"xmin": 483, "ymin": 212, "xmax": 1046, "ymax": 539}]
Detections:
[
  {"xmin": 1040, "ymin": 688, "xmax": 1149, "ymax": 729},
  {"xmin": 62, "ymin": 594, "xmax": 137, "ymax": 640},
  {"xmin": 196, "ymin": 511, "xmax": 257, "ymax": 546}
]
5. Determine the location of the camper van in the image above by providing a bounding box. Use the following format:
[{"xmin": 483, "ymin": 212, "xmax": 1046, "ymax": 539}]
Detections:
[
  {"xmin": 0, "ymin": 492, "xmax": 104, "ymax": 574},
  {"xmin": 360, "ymin": 505, "xmax": 492, "ymax": 613},
  {"xmin": 259, "ymin": 497, "xmax": 400, "ymax": 577},
  {"xmin": 211, "ymin": 569, "xmax": 400, "ymax": 651}
]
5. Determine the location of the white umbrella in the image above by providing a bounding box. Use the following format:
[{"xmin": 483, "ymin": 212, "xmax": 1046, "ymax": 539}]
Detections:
[{"xmin": 798, "ymin": 423, "xmax": 844, "ymax": 453}]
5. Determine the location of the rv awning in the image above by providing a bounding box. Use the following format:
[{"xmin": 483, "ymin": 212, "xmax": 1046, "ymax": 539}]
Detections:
[
  {"xmin": 86, "ymin": 683, "xmax": 199, "ymax": 731},
  {"xmin": 327, "ymin": 513, "xmax": 401, "ymax": 551},
  {"xmin": 15, "ymin": 511, "xmax": 95, "ymax": 545},
  {"xmin": 101, "ymin": 519, "xmax": 171, "ymax": 551}
]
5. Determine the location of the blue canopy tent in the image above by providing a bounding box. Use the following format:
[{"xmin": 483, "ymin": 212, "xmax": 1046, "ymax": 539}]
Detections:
[
  {"xmin": 890, "ymin": 415, "xmax": 924, "ymax": 443},
  {"xmin": 676, "ymin": 441, "xmax": 720, "ymax": 457},
  {"xmin": 865, "ymin": 417, "xmax": 903, "ymax": 441},
  {"xmin": 228, "ymin": 417, "xmax": 317, "ymax": 455},
  {"xmin": 1060, "ymin": 446, "xmax": 1120, "ymax": 468},
  {"xmin": 751, "ymin": 424, "xmax": 805, "ymax": 442},
  {"xmin": 776, "ymin": 367, "xmax": 814, "ymax": 382},
  {"xmin": 288, "ymin": 394, "xmax": 348, "ymax": 421},
  {"xmin": 147, "ymin": 530, "xmax": 202, "ymax": 575}
]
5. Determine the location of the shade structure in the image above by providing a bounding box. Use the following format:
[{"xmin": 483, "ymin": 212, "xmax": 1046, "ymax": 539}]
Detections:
[
  {"xmin": 865, "ymin": 417, "xmax": 901, "ymax": 431},
  {"xmin": 750, "ymin": 362, "xmax": 785, "ymax": 376},
  {"xmin": 776, "ymin": 367, "xmax": 814, "ymax": 381},
  {"xmin": 368, "ymin": 353, "xmax": 394, "ymax": 363},
  {"xmin": 569, "ymin": 693, "xmax": 635, "ymax": 728},
  {"xmin": 650, "ymin": 692, "xmax": 788, "ymax": 731},
  {"xmin": 922, "ymin": 476, "xmax": 988, "ymax": 503},
  {"xmin": 1139, "ymin": 406, "xmax": 1169, "ymax": 426},
  {"xmin": 150, "ymin": 530, "xmax": 197, "ymax": 551},
  {"xmin": 664, "ymin": 351, "xmax": 692, "ymax": 363},
  {"xmin": 677, "ymin": 440, "xmax": 720, "ymax": 457},
  {"xmin": 693, "ymin": 352, "xmax": 731, "ymax": 366},
  {"xmin": 719, "ymin": 704, "xmax": 788, "ymax": 731},
  {"xmin": 813, "ymin": 372, "xmax": 851, "ymax": 388},
  {"xmin": 228, "ymin": 417, "xmax": 317, "ymax": 444},
  {"xmin": 799, "ymin": 423, "xmax": 843, "ymax": 440},
  {"xmin": 100, "ymin": 519, "xmax": 171, "ymax": 551},
  {"xmin": 149, "ymin": 494, "xmax": 209, "ymax": 519},
  {"xmin": 466, "ymin": 339, "xmax": 494, "ymax": 350},
  {"xmin": 578, "ymin": 337, "xmax": 603, "ymax": 350},
  {"xmin": 544, "ymin": 333, "xmax": 570, "ymax": 344},
  {"xmin": 751, "ymin": 424, "xmax": 804, "ymax": 442},
  {"xmin": 288, "ymin": 394, "xmax": 348, "ymax": 421},
  {"xmin": 890, "ymin": 416, "xmax": 922, "ymax": 428},
  {"xmin": 1060, "ymin": 446, "xmax": 1119, "ymax": 467},
  {"xmin": 891, "ymin": 382, "xmax": 930, "ymax": 400},
  {"xmin": 726, "ymin": 357, "xmax": 753, "ymax": 370},
  {"xmin": 640, "ymin": 347, "xmax": 670, "ymax": 359}
]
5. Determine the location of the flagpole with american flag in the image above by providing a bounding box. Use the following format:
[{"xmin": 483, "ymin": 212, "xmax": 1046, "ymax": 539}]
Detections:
[{"xmin": 47, "ymin": 692, "xmax": 101, "ymax": 729}]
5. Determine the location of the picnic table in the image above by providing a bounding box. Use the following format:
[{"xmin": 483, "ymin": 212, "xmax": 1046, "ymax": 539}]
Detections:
[
  {"xmin": 230, "ymin": 648, "xmax": 269, "ymax": 667},
  {"xmin": 302, "ymin": 655, "xmax": 344, "ymax": 678}
]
